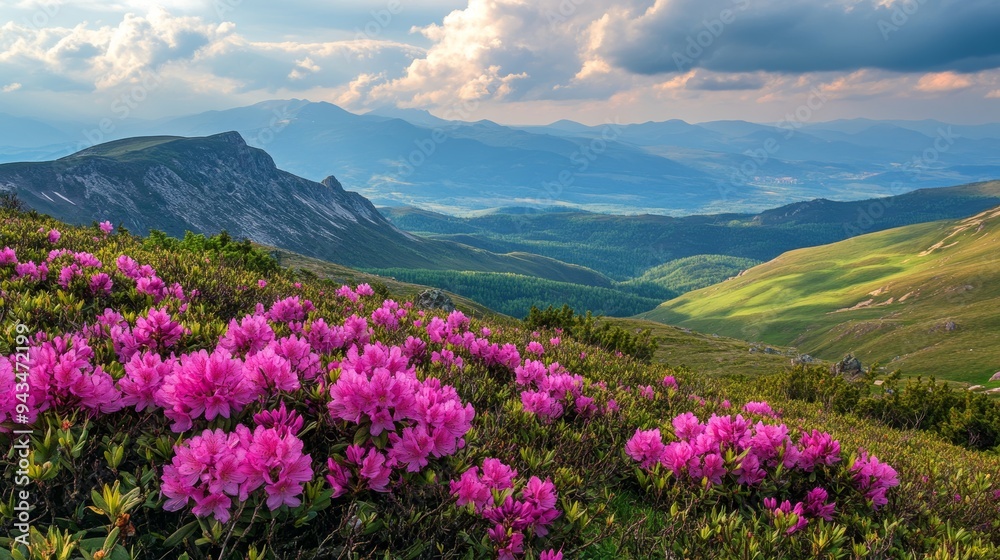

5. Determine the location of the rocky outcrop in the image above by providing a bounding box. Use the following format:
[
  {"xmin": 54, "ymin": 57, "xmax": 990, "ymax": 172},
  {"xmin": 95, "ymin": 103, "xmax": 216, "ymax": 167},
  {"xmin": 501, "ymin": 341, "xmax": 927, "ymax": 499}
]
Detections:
[
  {"xmin": 0, "ymin": 133, "xmax": 421, "ymax": 268},
  {"xmin": 416, "ymin": 289, "xmax": 456, "ymax": 312},
  {"xmin": 831, "ymin": 354, "xmax": 863, "ymax": 377}
]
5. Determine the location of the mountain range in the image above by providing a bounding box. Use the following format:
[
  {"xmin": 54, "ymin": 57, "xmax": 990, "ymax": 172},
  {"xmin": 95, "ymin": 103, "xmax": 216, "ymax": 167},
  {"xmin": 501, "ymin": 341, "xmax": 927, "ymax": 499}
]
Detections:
[
  {"xmin": 3, "ymin": 100, "xmax": 999, "ymax": 216},
  {"xmin": 0, "ymin": 132, "xmax": 606, "ymax": 283}
]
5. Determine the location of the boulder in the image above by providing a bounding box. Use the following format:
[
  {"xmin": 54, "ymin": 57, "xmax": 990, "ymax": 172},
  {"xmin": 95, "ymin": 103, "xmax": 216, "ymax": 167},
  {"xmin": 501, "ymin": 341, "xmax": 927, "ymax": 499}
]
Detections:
[
  {"xmin": 831, "ymin": 354, "xmax": 863, "ymax": 376},
  {"xmin": 990, "ymin": 371, "xmax": 1000, "ymax": 382},
  {"xmin": 416, "ymin": 289, "xmax": 456, "ymax": 312}
]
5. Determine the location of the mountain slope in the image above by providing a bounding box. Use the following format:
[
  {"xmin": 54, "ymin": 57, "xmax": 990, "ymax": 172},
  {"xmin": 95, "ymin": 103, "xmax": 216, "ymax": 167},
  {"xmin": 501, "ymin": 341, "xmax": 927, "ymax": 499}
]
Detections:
[
  {"xmin": 0, "ymin": 132, "xmax": 609, "ymax": 285},
  {"xmin": 641, "ymin": 206, "xmax": 1000, "ymax": 383},
  {"xmin": 381, "ymin": 180, "xmax": 1000, "ymax": 281}
]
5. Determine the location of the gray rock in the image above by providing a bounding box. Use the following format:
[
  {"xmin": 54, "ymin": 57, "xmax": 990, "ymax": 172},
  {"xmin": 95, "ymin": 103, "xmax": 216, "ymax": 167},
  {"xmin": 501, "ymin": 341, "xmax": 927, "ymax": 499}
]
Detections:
[
  {"xmin": 763, "ymin": 347, "xmax": 780, "ymax": 355},
  {"xmin": 990, "ymin": 371, "xmax": 1000, "ymax": 382},
  {"xmin": 796, "ymin": 354, "xmax": 815, "ymax": 363},
  {"xmin": 416, "ymin": 289, "xmax": 456, "ymax": 312},
  {"xmin": 831, "ymin": 353, "xmax": 863, "ymax": 376},
  {"xmin": 945, "ymin": 321, "xmax": 959, "ymax": 332}
]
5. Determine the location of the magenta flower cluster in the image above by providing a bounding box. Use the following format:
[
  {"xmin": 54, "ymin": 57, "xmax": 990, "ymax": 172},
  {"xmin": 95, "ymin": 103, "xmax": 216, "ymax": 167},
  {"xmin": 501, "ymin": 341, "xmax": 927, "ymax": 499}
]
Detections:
[
  {"xmin": 850, "ymin": 450, "xmax": 900, "ymax": 509},
  {"xmin": 627, "ymin": 409, "xmax": 847, "ymax": 487},
  {"xmin": 327, "ymin": 342, "xmax": 475, "ymax": 488},
  {"xmin": 515, "ymin": 358, "xmax": 601, "ymax": 422},
  {"xmin": 742, "ymin": 401, "xmax": 778, "ymax": 418},
  {"xmin": 450, "ymin": 458, "xmax": 561, "ymax": 560},
  {"xmin": 161, "ymin": 410, "xmax": 313, "ymax": 522},
  {"xmin": 763, "ymin": 486, "xmax": 836, "ymax": 534}
]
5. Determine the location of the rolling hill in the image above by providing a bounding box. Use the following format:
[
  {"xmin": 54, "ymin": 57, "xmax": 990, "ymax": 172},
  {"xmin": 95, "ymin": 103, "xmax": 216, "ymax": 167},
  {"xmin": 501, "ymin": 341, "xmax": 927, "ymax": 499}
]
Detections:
[
  {"xmin": 381, "ymin": 180, "xmax": 1000, "ymax": 282},
  {"xmin": 641, "ymin": 206, "xmax": 1000, "ymax": 384}
]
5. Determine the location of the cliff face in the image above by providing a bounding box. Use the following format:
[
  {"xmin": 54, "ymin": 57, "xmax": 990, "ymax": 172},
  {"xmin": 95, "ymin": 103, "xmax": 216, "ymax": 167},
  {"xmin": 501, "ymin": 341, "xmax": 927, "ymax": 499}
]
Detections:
[
  {"xmin": 0, "ymin": 132, "xmax": 414, "ymax": 266},
  {"xmin": 0, "ymin": 132, "xmax": 615, "ymax": 282}
]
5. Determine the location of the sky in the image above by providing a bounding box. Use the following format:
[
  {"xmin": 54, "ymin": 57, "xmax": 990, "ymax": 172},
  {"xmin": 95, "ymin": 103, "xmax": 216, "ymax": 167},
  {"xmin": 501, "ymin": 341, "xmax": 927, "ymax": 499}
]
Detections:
[{"xmin": 1, "ymin": 0, "xmax": 999, "ymax": 125}]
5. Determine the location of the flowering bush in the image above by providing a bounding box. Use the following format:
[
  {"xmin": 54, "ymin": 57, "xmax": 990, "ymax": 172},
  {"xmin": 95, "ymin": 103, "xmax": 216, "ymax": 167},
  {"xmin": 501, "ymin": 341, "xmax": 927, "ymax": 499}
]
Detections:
[
  {"xmin": 450, "ymin": 458, "xmax": 561, "ymax": 559},
  {"xmin": 0, "ymin": 211, "xmax": 998, "ymax": 560}
]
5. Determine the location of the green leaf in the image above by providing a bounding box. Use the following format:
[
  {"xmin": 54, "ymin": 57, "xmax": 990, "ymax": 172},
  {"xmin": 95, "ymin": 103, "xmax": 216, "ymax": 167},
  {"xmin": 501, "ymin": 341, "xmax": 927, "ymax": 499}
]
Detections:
[{"xmin": 162, "ymin": 521, "xmax": 199, "ymax": 548}]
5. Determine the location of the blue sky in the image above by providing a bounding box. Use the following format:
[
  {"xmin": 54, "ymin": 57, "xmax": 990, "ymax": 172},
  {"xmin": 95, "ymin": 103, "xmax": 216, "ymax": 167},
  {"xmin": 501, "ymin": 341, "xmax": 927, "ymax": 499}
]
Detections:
[{"xmin": 1, "ymin": 0, "xmax": 999, "ymax": 125}]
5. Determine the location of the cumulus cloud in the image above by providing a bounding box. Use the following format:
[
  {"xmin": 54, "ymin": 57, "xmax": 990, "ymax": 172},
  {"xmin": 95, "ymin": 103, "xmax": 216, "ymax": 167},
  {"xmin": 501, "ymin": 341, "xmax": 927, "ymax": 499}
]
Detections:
[
  {"xmin": 2, "ymin": 82, "xmax": 22, "ymax": 92},
  {"xmin": 599, "ymin": 0, "xmax": 1000, "ymax": 76},
  {"xmin": 686, "ymin": 72, "xmax": 765, "ymax": 91},
  {"xmin": 364, "ymin": 0, "xmax": 625, "ymax": 108},
  {"xmin": 916, "ymin": 71, "xmax": 974, "ymax": 92},
  {"xmin": 1, "ymin": 0, "xmax": 998, "ymax": 123},
  {"xmin": 0, "ymin": 7, "xmax": 229, "ymax": 90}
]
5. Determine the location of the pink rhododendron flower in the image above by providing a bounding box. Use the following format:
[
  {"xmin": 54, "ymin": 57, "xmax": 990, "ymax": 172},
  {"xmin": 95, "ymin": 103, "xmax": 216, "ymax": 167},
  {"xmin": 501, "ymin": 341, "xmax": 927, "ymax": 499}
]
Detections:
[
  {"xmin": 237, "ymin": 425, "xmax": 314, "ymax": 509},
  {"xmin": 156, "ymin": 349, "xmax": 256, "ymax": 432},
  {"xmin": 28, "ymin": 334, "xmax": 122, "ymax": 415},
  {"xmin": 243, "ymin": 347, "xmax": 299, "ymax": 393},
  {"xmin": 272, "ymin": 335, "xmax": 321, "ymax": 380},
  {"xmin": 0, "ymin": 246, "xmax": 16, "ymax": 265},
  {"xmin": 672, "ymin": 412, "xmax": 705, "ymax": 441},
  {"xmin": 625, "ymin": 429, "xmax": 666, "ymax": 469},
  {"xmin": 89, "ymin": 272, "xmax": 113, "ymax": 295},
  {"xmin": 218, "ymin": 314, "xmax": 275, "ymax": 356},
  {"xmin": 119, "ymin": 351, "xmax": 174, "ymax": 412},
  {"xmin": 803, "ymin": 487, "xmax": 837, "ymax": 521},
  {"xmin": 47, "ymin": 229, "xmax": 61, "ymax": 243},
  {"xmin": 851, "ymin": 451, "xmax": 899, "ymax": 510},
  {"xmin": 662, "ymin": 375, "xmax": 678, "ymax": 389},
  {"xmin": 253, "ymin": 403, "xmax": 304, "ymax": 436},
  {"xmin": 132, "ymin": 307, "xmax": 184, "ymax": 350},
  {"xmin": 743, "ymin": 401, "xmax": 778, "ymax": 418},
  {"xmin": 14, "ymin": 261, "xmax": 48, "ymax": 282},
  {"xmin": 269, "ymin": 296, "xmax": 314, "ymax": 323},
  {"xmin": 99, "ymin": 221, "xmax": 113, "ymax": 234},
  {"xmin": 797, "ymin": 430, "xmax": 842, "ymax": 472},
  {"xmin": 136, "ymin": 276, "xmax": 166, "ymax": 301},
  {"xmin": 526, "ymin": 341, "xmax": 544, "ymax": 356}
]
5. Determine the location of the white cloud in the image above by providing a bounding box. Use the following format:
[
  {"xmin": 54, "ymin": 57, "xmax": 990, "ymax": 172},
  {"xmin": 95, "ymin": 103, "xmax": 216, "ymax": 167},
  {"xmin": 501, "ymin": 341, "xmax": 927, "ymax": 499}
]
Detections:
[{"xmin": 2, "ymin": 82, "xmax": 23, "ymax": 92}]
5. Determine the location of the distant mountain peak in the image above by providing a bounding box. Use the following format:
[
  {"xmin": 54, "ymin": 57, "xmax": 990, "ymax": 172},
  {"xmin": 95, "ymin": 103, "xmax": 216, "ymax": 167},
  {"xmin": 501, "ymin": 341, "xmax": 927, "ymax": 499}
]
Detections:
[
  {"xmin": 321, "ymin": 175, "xmax": 344, "ymax": 190},
  {"xmin": 210, "ymin": 130, "xmax": 248, "ymax": 146}
]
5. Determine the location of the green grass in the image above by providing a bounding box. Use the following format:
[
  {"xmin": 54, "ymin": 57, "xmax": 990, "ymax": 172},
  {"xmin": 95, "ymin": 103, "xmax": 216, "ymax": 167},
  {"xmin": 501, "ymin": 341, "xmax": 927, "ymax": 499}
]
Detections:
[
  {"xmin": 605, "ymin": 317, "xmax": 808, "ymax": 376},
  {"xmin": 625, "ymin": 254, "xmax": 762, "ymax": 294},
  {"xmin": 266, "ymin": 247, "xmax": 503, "ymax": 320},
  {"xmin": 642, "ymin": 206, "xmax": 1000, "ymax": 385}
]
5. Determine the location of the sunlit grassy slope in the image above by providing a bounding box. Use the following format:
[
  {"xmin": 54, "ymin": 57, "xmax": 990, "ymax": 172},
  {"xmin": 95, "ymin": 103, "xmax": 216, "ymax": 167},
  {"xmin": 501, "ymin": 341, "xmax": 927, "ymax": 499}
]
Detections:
[{"xmin": 642, "ymin": 206, "xmax": 1000, "ymax": 385}]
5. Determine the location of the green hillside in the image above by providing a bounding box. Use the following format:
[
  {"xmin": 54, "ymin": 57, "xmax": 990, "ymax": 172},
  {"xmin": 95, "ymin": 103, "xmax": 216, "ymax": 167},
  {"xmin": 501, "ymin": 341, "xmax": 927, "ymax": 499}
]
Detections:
[
  {"xmin": 642, "ymin": 206, "xmax": 1000, "ymax": 385},
  {"xmin": 381, "ymin": 180, "xmax": 1000, "ymax": 282},
  {"xmin": 625, "ymin": 254, "xmax": 762, "ymax": 294},
  {"xmin": 3, "ymin": 207, "xmax": 1000, "ymax": 558},
  {"xmin": 363, "ymin": 268, "xmax": 672, "ymax": 318}
]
